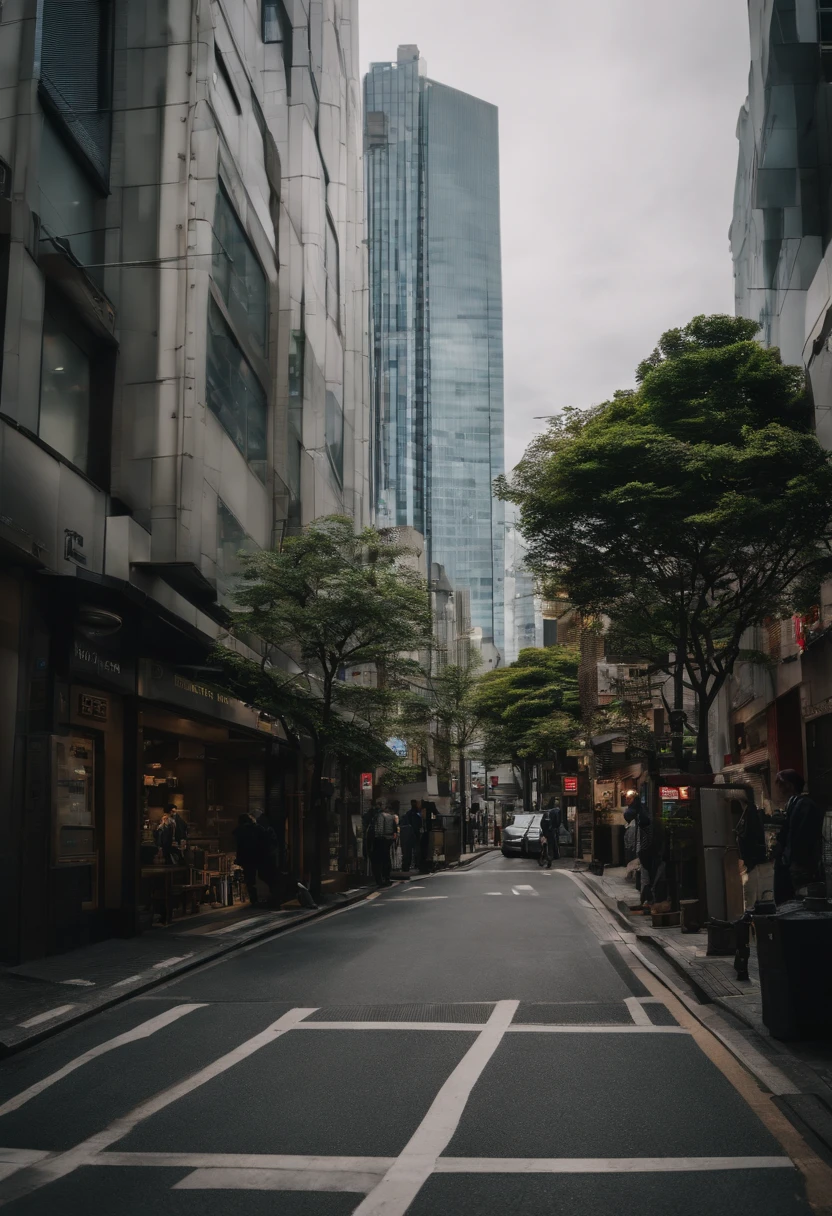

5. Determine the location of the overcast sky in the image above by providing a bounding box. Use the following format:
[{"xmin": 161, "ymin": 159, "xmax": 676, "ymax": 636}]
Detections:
[{"xmin": 360, "ymin": 1, "xmax": 751, "ymax": 473}]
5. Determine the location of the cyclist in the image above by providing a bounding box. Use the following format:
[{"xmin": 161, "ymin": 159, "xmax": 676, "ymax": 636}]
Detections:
[{"xmin": 538, "ymin": 805, "xmax": 560, "ymax": 868}]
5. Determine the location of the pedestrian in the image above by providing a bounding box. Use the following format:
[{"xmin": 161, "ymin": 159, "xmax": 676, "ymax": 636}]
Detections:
[
  {"xmin": 539, "ymin": 805, "xmax": 559, "ymax": 867},
  {"xmin": 734, "ymin": 794, "xmax": 771, "ymax": 911},
  {"xmin": 400, "ymin": 799, "xmax": 423, "ymax": 871},
  {"xmin": 772, "ymin": 769, "xmax": 824, "ymax": 904},
  {"xmin": 371, "ymin": 803, "xmax": 398, "ymax": 887},
  {"xmin": 168, "ymin": 804, "xmax": 188, "ymax": 858},
  {"xmin": 623, "ymin": 789, "xmax": 656, "ymax": 906},
  {"xmin": 233, "ymin": 813, "xmax": 265, "ymax": 905},
  {"xmin": 254, "ymin": 812, "xmax": 280, "ymax": 904},
  {"xmin": 154, "ymin": 810, "xmax": 176, "ymax": 865}
]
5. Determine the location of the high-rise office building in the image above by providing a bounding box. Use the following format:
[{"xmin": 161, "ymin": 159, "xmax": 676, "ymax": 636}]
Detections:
[{"xmin": 365, "ymin": 46, "xmax": 505, "ymax": 653}]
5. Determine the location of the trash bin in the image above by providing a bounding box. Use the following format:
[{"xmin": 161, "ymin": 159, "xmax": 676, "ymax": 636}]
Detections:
[{"xmin": 753, "ymin": 902, "xmax": 832, "ymax": 1040}]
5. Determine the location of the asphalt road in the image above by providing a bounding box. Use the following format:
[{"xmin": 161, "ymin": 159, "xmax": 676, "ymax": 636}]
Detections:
[{"xmin": 0, "ymin": 855, "xmax": 819, "ymax": 1215}]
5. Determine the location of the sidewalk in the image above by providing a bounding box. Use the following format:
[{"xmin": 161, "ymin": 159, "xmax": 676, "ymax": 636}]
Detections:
[
  {"xmin": 577, "ymin": 864, "xmax": 832, "ymax": 1094},
  {"xmin": 0, "ymin": 881, "xmax": 383, "ymax": 1057}
]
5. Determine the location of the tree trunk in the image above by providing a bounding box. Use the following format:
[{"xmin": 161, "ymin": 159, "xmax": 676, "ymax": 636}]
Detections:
[
  {"xmin": 308, "ymin": 746, "xmax": 326, "ymax": 901},
  {"xmin": 458, "ymin": 746, "xmax": 467, "ymax": 852},
  {"xmin": 522, "ymin": 758, "xmax": 532, "ymax": 814}
]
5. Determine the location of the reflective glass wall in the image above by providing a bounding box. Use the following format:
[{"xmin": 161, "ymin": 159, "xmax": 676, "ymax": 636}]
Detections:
[{"xmin": 365, "ymin": 53, "xmax": 505, "ymax": 652}]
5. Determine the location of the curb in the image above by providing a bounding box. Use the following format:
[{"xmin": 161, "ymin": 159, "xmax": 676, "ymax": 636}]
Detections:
[{"xmin": 0, "ymin": 883, "xmax": 382, "ymax": 1059}]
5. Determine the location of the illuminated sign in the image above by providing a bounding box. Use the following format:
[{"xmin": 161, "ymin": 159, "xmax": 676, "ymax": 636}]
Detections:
[
  {"xmin": 678, "ymin": 786, "xmax": 692, "ymax": 801},
  {"xmin": 659, "ymin": 786, "xmax": 680, "ymax": 801},
  {"xmin": 361, "ymin": 772, "xmax": 373, "ymax": 792},
  {"xmin": 563, "ymin": 776, "xmax": 578, "ymax": 794}
]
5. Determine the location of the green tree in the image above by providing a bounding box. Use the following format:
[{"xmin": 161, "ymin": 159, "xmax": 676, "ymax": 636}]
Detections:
[
  {"xmin": 497, "ymin": 315, "xmax": 832, "ymax": 767},
  {"xmin": 473, "ymin": 646, "xmax": 581, "ymax": 809},
  {"xmin": 213, "ymin": 516, "xmax": 432, "ymax": 896}
]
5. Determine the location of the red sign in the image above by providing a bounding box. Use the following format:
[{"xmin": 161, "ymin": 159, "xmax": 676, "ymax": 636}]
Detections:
[
  {"xmin": 659, "ymin": 786, "xmax": 680, "ymax": 801},
  {"xmin": 563, "ymin": 776, "xmax": 578, "ymax": 794},
  {"xmin": 678, "ymin": 786, "xmax": 692, "ymax": 802},
  {"xmin": 490, "ymin": 775, "xmax": 499, "ymax": 787},
  {"xmin": 360, "ymin": 772, "xmax": 373, "ymax": 792}
]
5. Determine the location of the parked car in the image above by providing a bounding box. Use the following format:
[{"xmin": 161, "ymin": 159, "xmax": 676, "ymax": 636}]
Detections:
[{"xmin": 501, "ymin": 813, "xmax": 542, "ymax": 857}]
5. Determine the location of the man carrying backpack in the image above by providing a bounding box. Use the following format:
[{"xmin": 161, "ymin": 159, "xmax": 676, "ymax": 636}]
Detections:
[
  {"xmin": 539, "ymin": 805, "xmax": 560, "ymax": 868},
  {"xmin": 370, "ymin": 804, "xmax": 398, "ymax": 887}
]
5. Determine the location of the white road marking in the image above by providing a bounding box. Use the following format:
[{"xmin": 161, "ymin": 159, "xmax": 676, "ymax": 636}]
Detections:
[
  {"xmin": 350, "ymin": 1000, "xmax": 519, "ymax": 1216},
  {"xmin": 511, "ymin": 885, "xmax": 538, "ymax": 896},
  {"xmin": 60, "ymin": 979, "xmax": 95, "ymax": 987},
  {"xmin": 0, "ymin": 1152, "xmax": 50, "ymax": 1186},
  {"xmin": 206, "ymin": 916, "xmax": 274, "ymax": 936},
  {"xmin": 295, "ymin": 1022, "xmax": 483, "ymax": 1032},
  {"xmin": 0, "ymin": 1008, "xmax": 316, "ymax": 1206},
  {"xmin": 507, "ymin": 1025, "xmax": 689, "ymax": 1035},
  {"xmin": 93, "ymin": 1153, "xmax": 396, "ymax": 1171},
  {"xmin": 625, "ymin": 997, "xmax": 653, "ymax": 1027},
  {"xmin": 484, "ymin": 892, "xmax": 503, "ymax": 896},
  {"xmin": 435, "ymin": 1156, "xmax": 794, "ymax": 1174},
  {"xmin": 389, "ymin": 896, "xmax": 448, "ymax": 902},
  {"xmin": 174, "ymin": 1167, "xmax": 377, "ymax": 1192},
  {"xmin": 291, "ymin": 1021, "xmax": 687, "ymax": 1034},
  {"xmin": 17, "ymin": 1005, "xmax": 76, "ymax": 1029},
  {"xmin": 151, "ymin": 954, "xmax": 194, "ymax": 969},
  {"xmin": 0, "ymin": 1005, "xmax": 206, "ymax": 1117},
  {"xmin": 111, "ymin": 975, "xmax": 143, "ymax": 988}
]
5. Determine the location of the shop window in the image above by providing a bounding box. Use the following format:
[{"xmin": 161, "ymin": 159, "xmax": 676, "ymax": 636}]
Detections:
[
  {"xmin": 212, "ymin": 183, "xmax": 269, "ymax": 354},
  {"xmin": 325, "ymin": 389, "xmax": 343, "ymax": 483},
  {"xmin": 39, "ymin": 0, "xmax": 114, "ymax": 187},
  {"xmin": 206, "ymin": 299, "xmax": 268, "ymax": 483},
  {"xmin": 262, "ymin": 0, "xmax": 293, "ymax": 95}
]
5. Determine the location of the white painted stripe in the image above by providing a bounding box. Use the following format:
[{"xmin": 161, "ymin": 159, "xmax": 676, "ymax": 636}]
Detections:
[
  {"xmin": 295, "ymin": 1022, "xmax": 483, "ymax": 1032},
  {"xmin": 60, "ymin": 979, "xmax": 95, "ymax": 987},
  {"xmin": 484, "ymin": 892, "xmax": 503, "ymax": 896},
  {"xmin": 292, "ymin": 1021, "xmax": 687, "ymax": 1034},
  {"xmin": 0, "ymin": 1008, "xmax": 316, "ymax": 1205},
  {"xmin": 435, "ymin": 1157, "xmax": 794, "ymax": 1174},
  {"xmin": 625, "ymin": 997, "xmax": 653, "ymax": 1027},
  {"xmin": 351, "ymin": 1000, "xmax": 519, "ymax": 1216},
  {"xmin": 151, "ymin": 954, "xmax": 194, "ymax": 969},
  {"xmin": 207, "ymin": 916, "xmax": 274, "ymax": 936},
  {"xmin": 0, "ymin": 1152, "xmax": 50, "ymax": 1166},
  {"xmin": 111, "ymin": 975, "xmax": 143, "ymax": 988},
  {"xmin": 94, "ymin": 1153, "xmax": 395, "ymax": 1172},
  {"xmin": 174, "ymin": 1167, "xmax": 377, "ymax": 1192},
  {"xmin": 17, "ymin": 1004, "xmax": 76, "ymax": 1028},
  {"xmin": 507, "ymin": 1025, "xmax": 689, "ymax": 1035},
  {"xmin": 389, "ymin": 896, "xmax": 448, "ymax": 902},
  {"xmin": 0, "ymin": 1005, "xmax": 206, "ymax": 1117}
]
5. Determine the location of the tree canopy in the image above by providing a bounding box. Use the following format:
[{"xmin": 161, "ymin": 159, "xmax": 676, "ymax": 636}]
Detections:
[
  {"xmin": 213, "ymin": 516, "xmax": 432, "ymax": 891},
  {"xmin": 497, "ymin": 316, "xmax": 832, "ymax": 764},
  {"xmin": 474, "ymin": 646, "xmax": 581, "ymax": 768}
]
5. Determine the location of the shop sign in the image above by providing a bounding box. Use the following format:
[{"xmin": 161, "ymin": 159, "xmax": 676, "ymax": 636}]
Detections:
[
  {"xmin": 71, "ymin": 634, "xmax": 136, "ymax": 693},
  {"xmin": 659, "ymin": 786, "xmax": 692, "ymax": 802},
  {"xmin": 78, "ymin": 692, "xmax": 107, "ymax": 722},
  {"xmin": 361, "ymin": 772, "xmax": 373, "ymax": 792},
  {"xmin": 563, "ymin": 776, "xmax": 578, "ymax": 794},
  {"xmin": 138, "ymin": 659, "xmax": 281, "ymax": 735},
  {"xmin": 490, "ymin": 774, "xmax": 499, "ymax": 787}
]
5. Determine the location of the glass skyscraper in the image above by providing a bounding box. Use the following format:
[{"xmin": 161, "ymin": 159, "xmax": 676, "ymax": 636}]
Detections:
[{"xmin": 365, "ymin": 47, "xmax": 505, "ymax": 653}]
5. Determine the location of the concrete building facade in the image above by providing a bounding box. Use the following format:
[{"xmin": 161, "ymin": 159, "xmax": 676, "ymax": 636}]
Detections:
[{"xmin": 0, "ymin": 0, "xmax": 369, "ymax": 961}]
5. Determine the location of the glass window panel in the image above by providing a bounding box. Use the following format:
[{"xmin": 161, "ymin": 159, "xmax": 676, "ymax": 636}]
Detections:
[
  {"xmin": 325, "ymin": 389, "xmax": 344, "ymax": 482},
  {"xmin": 39, "ymin": 311, "xmax": 91, "ymax": 471},
  {"xmin": 212, "ymin": 185, "xmax": 268, "ymax": 353},
  {"xmin": 288, "ymin": 328, "xmax": 305, "ymax": 400},
  {"xmin": 262, "ymin": 0, "xmax": 293, "ymax": 95},
  {"xmin": 206, "ymin": 299, "xmax": 267, "ymax": 483}
]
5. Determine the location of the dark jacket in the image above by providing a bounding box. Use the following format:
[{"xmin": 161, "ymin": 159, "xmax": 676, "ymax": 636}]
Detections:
[
  {"xmin": 155, "ymin": 818, "xmax": 175, "ymax": 851},
  {"xmin": 540, "ymin": 809, "xmax": 559, "ymax": 839},
  {"xmin": 778, "ymin": 794, "xmax": 824, "ymax": 875},
  {"xmin": 233, "ymin": 820, "xmax": 262, "ymax": 866},
  {"xmin": 404, "ymin": 808, "xmax": 423, "ymax": 835},
  {"xmin": 172, "ymin": 813, "xmax": 188, "ymax": 844},
  {"xmin": 736, "ymin": 803, "xmax": 767, "ymax": 871}
]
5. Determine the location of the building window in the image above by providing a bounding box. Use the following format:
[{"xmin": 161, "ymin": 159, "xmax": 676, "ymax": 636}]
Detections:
[
  {"xmin": 206, "ymin": 299, "xmax": 268, "ymax": 483},
  {"xmin": 288, "ymin": 328, "xmax": 305, "ymax": 398},
  {"xmin": 39, "ymin": 311, "xmax": 91, "ymax": 471},
  {"xmin": 212, "ymin": 184, "xmax": 268, "ymax": 354},
  {"xmin": 325, "ymin": 217, "xmax": 340, "ymax": 326},
  {"xmin": 325, "ymin": 389, "xmax": 344, "ymax": 483},
  {"xmin": 262, "ymin": 0, "xmax": 293, "ymax": 95},
  {"xmin": 39, "ymin": 0, "xmax": 114, "ymax": 186},
  {"xmin": 217, "ymin": 499, "xmax": 258, "ymax": 600}
]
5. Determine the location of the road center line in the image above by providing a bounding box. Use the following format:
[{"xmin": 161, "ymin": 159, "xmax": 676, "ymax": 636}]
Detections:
[
  {"xmin": 350, "ymin": 999, "xmax": 519, "ymax": 1216},
  {"xmin": 0, "ymin": 1004, "xmax": 207, "ymax": 1118},
  {"xmin": 0, "ymin": 1007, "xmax": 316, "ymax": 1208}
]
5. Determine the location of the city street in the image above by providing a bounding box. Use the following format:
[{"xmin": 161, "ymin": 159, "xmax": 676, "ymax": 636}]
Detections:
[{"xmin": 0, "ymin": 855, "xmax": 822, "ymax": 1216}]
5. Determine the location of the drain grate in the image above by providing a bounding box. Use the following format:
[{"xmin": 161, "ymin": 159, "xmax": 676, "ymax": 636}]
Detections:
[{"xmin": 306, "ymin": 1003, "xmax": 494, "ymax": 1023}]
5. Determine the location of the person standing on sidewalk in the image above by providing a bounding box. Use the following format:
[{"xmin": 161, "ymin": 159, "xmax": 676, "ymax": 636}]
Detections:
[
  {"xmin": 773, "ymin": 770, "xmax": 824, "ymax": 904},
  {"xmin": 371, "ymin": 804, "xmax": 398, "ymax": 887},
  {"xmin": 234, "ymin": 813, "xmax": 265, "ymax": 905},
  {"xmin": 539, "ymin": 805, "xmax": 560, "ymax": 867},
  {"xmin": 400, "ymin": 800, "xmax": 423, "ymax": 871}
]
